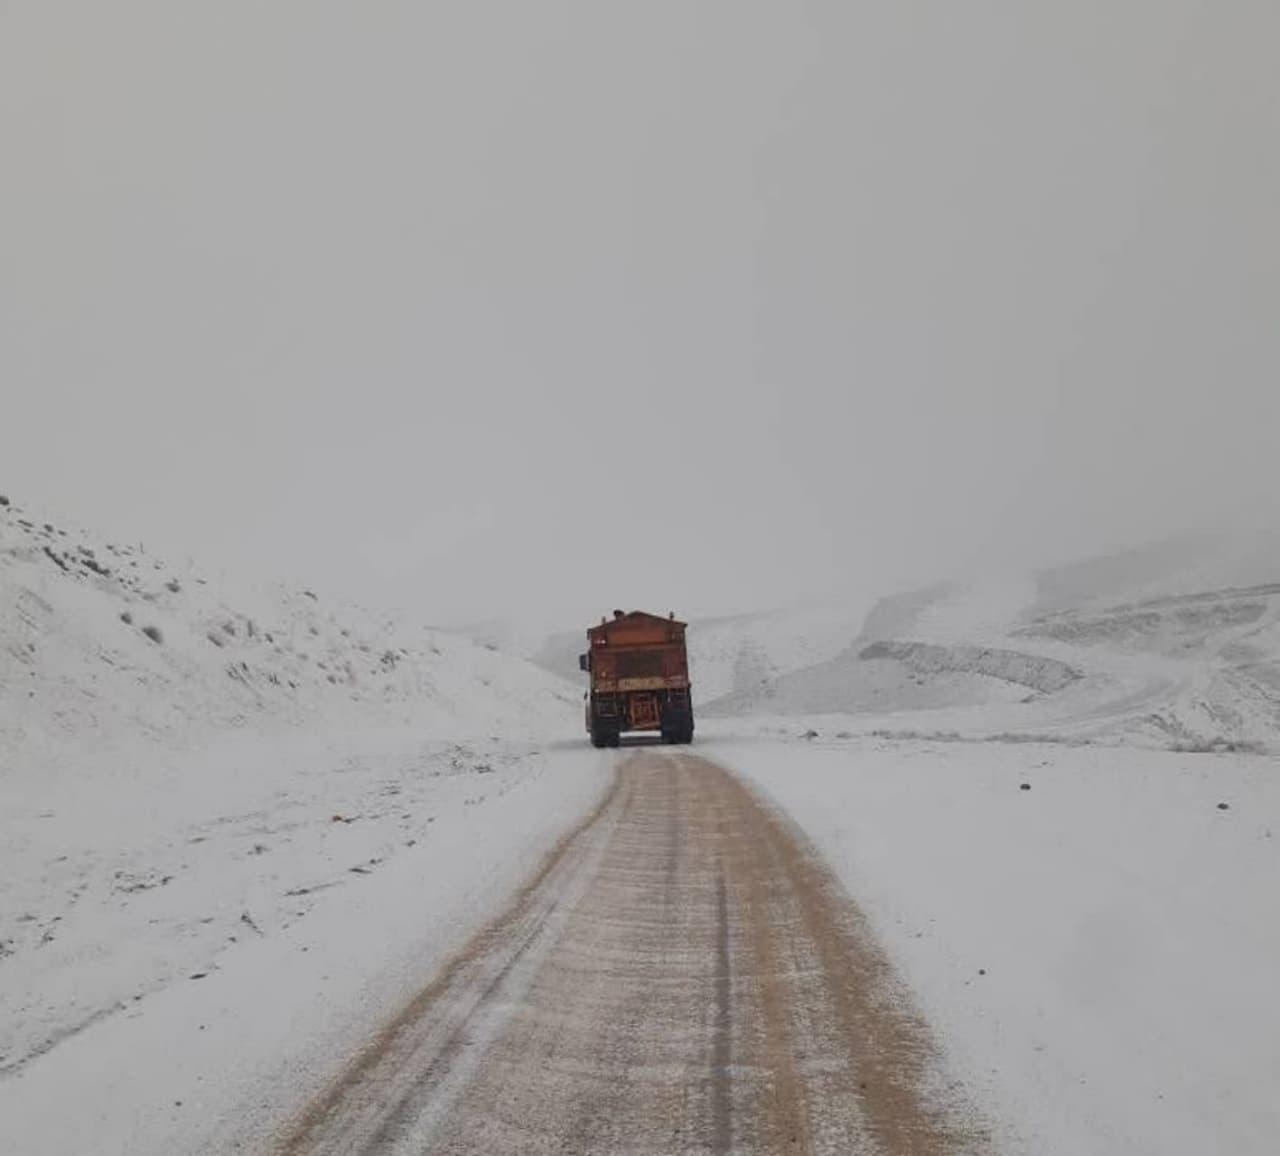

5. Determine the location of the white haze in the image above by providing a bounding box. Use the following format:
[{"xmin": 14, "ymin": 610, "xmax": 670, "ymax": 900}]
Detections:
[{"xmin": 3, "ymin": 2, "xmax": 1277, "ymax": 626}]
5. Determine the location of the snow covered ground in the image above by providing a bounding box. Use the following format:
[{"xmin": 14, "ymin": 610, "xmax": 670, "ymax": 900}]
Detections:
[
  {"xmin": 701, "ymin": 725, "xmax": 1280, "ymax": 1156},
  {"xmin": 0, "ymin": 495, "xmax": 606, "ymax": 1153},
  {"xmin": 5, "ymin": 496, "xmax": 1279, "ymax": 1154},
  {"xmin": 0, "ymin": 726, "xmax": 607, "ymax": 1155}
]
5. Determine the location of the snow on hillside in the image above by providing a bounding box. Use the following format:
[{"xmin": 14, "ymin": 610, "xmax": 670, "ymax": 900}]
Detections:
[
  {"xmin": 702, "ymin": 641, "xmax": 1033, "ymax": 719},
  {"xmin": 701, "ymin": 538, "xmax": 1280, "ymax": 754},
  {"xmin": 0, "ymin": 494, "xmax": 586, "ymax": 1109},
  {"xmin": 1027, "ymin": 531, "xmax": 1280, "ymax": 617},
  {"xmin": 0, "ymin": 495, "xmax": 575, "ymax": 761},
  {"xmin": 686, "ymin": 598, "xmax": 881, "ymax": 702}
]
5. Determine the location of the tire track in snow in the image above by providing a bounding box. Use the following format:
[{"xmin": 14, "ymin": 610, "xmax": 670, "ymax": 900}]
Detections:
[{"xmin": 277, "ymin": 753, "xmax": 991, "ymax": 1155}]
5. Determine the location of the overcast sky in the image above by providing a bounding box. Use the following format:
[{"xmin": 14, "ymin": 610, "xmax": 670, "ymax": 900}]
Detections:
[{"xmin": 3, "ymin": 2, "xmax": 1277, "ymax": 627}]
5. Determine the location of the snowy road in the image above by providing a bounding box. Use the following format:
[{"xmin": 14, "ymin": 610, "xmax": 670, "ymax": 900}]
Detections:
[
  {"xmin": 276, "ymin": 751, "xmax": 989, "ymax": 1155},
  {"xmin": 6, "ymin": 732, "xmax": 1273, "ymax": 1155}
]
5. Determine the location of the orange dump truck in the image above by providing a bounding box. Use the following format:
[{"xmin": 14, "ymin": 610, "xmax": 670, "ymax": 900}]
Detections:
[{"xmin": 579, "ymin": 610, "xmax": 694, "ymax": 748}]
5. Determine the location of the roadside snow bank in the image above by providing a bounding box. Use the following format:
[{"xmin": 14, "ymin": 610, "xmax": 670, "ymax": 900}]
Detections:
[
  {"xmin": 706, "ymin": 730, "xmax": 1280, "ymax": 1156},
  {"xmin": 859, "ymin": 640, "xmax": 1081, "ymax": 693},
  {"xmin": 0, "ymin": 723, "xmax": 609, "ymax": 1156}
]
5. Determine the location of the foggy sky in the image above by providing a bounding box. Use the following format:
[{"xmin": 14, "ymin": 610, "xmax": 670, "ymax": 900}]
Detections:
[{"xmin": 3, "ymin": 2, "xmax": 1278, "ymax": 627}]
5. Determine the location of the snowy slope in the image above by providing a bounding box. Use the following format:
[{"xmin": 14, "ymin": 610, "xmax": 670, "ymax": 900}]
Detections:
[
  {"xmin": 0, "ymin": 495, "xmax": 576, "ymax": 763},
  {"xmin": 702, "ymin": 537, "xmax": 1280, "ymax": 754},
  {"xmin": 0, "ymin": 493, "xmax": 592, "ymax": 1134},
  {"xmin": 685, "ymin": 598, "xmax": 883, "ymax": 703},
  {"xmin": 1027, "ymin": 531, "xmax": 1280, "ymax": 617}
]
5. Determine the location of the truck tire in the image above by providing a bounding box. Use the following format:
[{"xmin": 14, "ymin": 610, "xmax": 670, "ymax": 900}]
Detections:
[
  {"xmin": 661, "ymin": 707, "xmax": 693, "ymax": 745},
  {"xmin": 591, "ymin": 722, "xmax": 621, "ymax": 749}
]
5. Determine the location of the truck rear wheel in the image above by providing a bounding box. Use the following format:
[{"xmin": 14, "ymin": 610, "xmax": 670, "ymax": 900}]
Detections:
[
  {"xmin": 591, "ymin": 722, "xmax": 620, "ymax": 749},
  {"xmin": 661, "ymin": 708, "xmax": 693, "ymax": 745}
]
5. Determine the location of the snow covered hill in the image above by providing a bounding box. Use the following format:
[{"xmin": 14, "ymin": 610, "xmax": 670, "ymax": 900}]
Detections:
[
  {"xmin": 0, "ymin": 494, "xmax": 575, "ymax": 761},
  {"xmin": 700, "ymin": 536, "xmax": 1280, "ymax": 754},
  {"xmin": 0, "ymin": 493, "xmax": 584, "ymax": 1089}
]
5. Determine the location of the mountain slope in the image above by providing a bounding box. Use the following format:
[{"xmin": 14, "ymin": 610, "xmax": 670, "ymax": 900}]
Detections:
[
  {"xmin": 701, "ymin": 537, "xmax": 1280, "ymax": 753},
  {"xmin": 0, "ymin": 493, "xmax": 587, "ymax": 1095},
  {"xmin": 1, "ymin": 495, "xmax": 575, "ymax": 767}
]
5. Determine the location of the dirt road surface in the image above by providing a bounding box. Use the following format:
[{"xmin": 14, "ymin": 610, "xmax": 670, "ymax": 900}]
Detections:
[{"xmin": 277, "ymin": 753, "xmax": 991, "ymax": 1155}]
